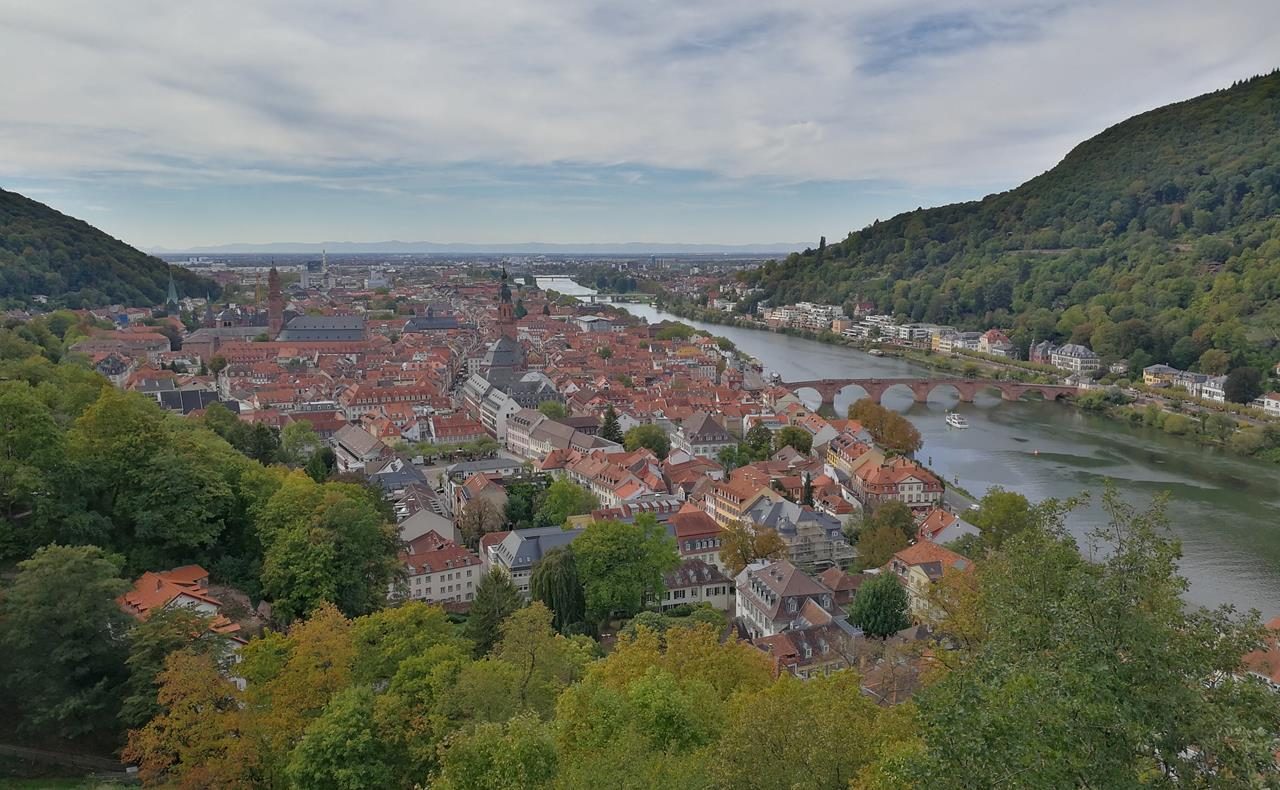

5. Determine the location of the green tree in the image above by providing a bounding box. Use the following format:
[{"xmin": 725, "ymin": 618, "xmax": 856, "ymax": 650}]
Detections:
[
  {"xmin": 504, "ymin": 480, "xmax": 546, "ymax": 530},
  {"xmin": 1204, "ymin": 412, "xmax": 1238, "ymax": 441},
  {"xmin": 0, "ymin": 544, "xmax": 130, "ymax": 739},
  {"xmin": 288, "ymin": 685, "xmax": 398, "ymax": 790},
  {"xmin": 742, "ymin": 423, "xmax": 774, "ymax": 461},
  {"xmin": 848, "ymin": 572, "xmax": 910, "ymax": 638},
  {"xmin": 856, "ymin": 524, "xmax": 908, "ymax": 570},
  {"xmin": 864, "ymin": 500, "xmax": 916, "ymax": 543},
  {"xmin": 1198, "ymin": 348, "xmax": 1231, "ymax": 375},
  {"xmin": 529, "ymin": 547, "xmax": 586, "ymax": 633},
  {"xmin": 914, "ymin": 487, "xmax": 1280, "ymax": 787},
  {"xmin": 281, "ymin": 419, "xmax": 322, "ymax": 465},
  {"xmin": 597, "ymin": 346, "xmax": 613, "ymax": 360},
  {"xmin": 514, "ymin": 298, "xmax": 528, "ymax": 319},
  {"xmin": 492, "ymin": 603, "xmax": 592, "ymax": 714},
  {"xmin": 599, "ymin": 405, "xmax": 624, "ymax": 443},
  {"xmin": 534, "ymin": 478, "xmax": 599, "ymax": 527},
  {"xmin": 623, "ymin": 424, "xmax": 671, "ymax": 460},
  {"xmin": 1224, "ymin": 366, "xmax": 1263, "ymax": 404},
  {"xmin": 305, "ymin": 446, "xmax": 337, "ymax": 482},
  {"xmin": 774, "ymin": 425, "xmax": 813, "ymax": 455},
  {"xmin": 537, "ymin": 400, "xmax": 567, "ymax": 419},
  {"xmin": 969, "ymin": 487, "xmax": 1038, "ymax": 550},
  {"xmin": 435, "ymin": 712, "xmax": 558, "ymax": 790},
  {"xmin": 574, "ymin": 515, "xmax": 679, "ymax": 628},
  {"xmin": 259, "ymin": 472, "xmax": 400, "ymax": 622},
  {"xmin": 466, "ymin": 568, "xmax": 523, "ymax": 656}
]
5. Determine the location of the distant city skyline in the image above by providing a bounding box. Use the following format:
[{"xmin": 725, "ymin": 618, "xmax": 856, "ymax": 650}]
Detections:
[{"xmin": 2, "ymin": 1, "xmax": 1278, "ymax": 250}]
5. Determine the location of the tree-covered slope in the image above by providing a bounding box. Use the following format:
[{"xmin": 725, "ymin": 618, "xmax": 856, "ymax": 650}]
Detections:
[
  {"xmin": 743, "ymin": 70, "xmax": 1280, "ymax": 370},
  {"xmin": 0, "ymin": 188, "xmax": 216, "ymax": 308}
]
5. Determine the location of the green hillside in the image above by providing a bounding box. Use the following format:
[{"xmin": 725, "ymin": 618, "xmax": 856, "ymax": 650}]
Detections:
[
  {"xmin": 0, "ymin": 188, "xmax": 216, "ymax": 309},
  {"xmin": 742, "ymin": 70, "xmax": 1280, "ymax": 371}
]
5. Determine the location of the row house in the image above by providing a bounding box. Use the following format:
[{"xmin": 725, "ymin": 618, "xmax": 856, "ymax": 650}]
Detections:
[
  {"xmin": 339, "ymin": 383, "xmax": 439, "ymax": 420},
  {"xmin": 427, "ymin": 413, "xmax": 489, "ymax": 445},
  {"xmin": 705, "ymin": 478, "xmax": 783, "ymax": 527},
  {"xmin": 670, "ymin": 504, "xmax": 727, "ymax": 571},
  {"xmin": 657, "ymin": 558, "xmax": 734, "ymax": 612}
]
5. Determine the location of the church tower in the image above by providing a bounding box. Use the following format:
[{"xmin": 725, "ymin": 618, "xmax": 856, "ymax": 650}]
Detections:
[
  {"xmin": 203, "ymin": 292, "xmax": 215, "ymax": 328},
  {"xmin": 497, "ymin": 268, "xmax": 516, "ymax": 339},
  {"xmin": 165, "ymin": 270, "xmax": 179, "ymax": 310},
  {"xmin": 268, "ymin": 267, "xmax": 283, "ymax": 338}
]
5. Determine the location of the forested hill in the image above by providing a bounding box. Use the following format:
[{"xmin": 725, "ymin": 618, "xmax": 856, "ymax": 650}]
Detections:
[
  {"xmin": 742, "ymin": 69, "xmax": 1280, "ymax": 370},
  {"xmin": 0, "ymin": 188, "xmax": 217, "ymax": 308}
]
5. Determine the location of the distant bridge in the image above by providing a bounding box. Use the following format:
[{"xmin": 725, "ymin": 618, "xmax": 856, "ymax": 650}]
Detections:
[{"xmin": 783, "ymin": 377, "xmax": 1077, "ymax": 410}]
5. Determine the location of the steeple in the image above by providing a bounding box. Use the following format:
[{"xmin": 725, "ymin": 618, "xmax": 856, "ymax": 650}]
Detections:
[
  {"xmin": 203, "ymin": 291, "xmax": 215, "ymax": 328},
  {"xmin": 165, "ymin": 269, "xmax": 179, "ymax": 308}
]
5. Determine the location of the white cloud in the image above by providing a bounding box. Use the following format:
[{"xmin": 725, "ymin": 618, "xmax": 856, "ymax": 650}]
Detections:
[{"xmin": 2, "ymin": 0, "xmax": 1276, "ymax": 193}]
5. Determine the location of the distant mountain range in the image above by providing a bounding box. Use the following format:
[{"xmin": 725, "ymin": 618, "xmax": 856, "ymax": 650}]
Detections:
[{"xmin": 146, "ymin": 240, "xmax": 803, "ymax": 256}]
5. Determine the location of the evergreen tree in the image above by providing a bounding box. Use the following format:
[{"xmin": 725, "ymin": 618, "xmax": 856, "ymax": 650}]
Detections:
[
  {"xmin": 599, "ymin": 405, "xmax": 624, "ymax": 443},
  {"xmin": 465, "ymin": 568, "xmax": 523, "ymax": 656},
  {"xmin": 801, "ymin": 473, "xmax": 814, "ymax": 506}
]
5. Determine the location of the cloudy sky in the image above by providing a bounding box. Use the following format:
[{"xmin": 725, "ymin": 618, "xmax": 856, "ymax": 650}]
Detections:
[{"xmin": 2, "ymin": 1, "xmax": 1277, "ymax": 250}]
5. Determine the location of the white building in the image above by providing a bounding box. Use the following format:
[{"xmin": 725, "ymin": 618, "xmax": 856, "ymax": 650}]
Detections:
[{"xmin": 1049, "ymin": 343, "xmax": 1101, "ymax": 375}]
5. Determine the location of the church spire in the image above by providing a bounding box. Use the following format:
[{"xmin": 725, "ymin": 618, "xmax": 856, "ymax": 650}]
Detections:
[{"xmin": 165, "ymin": 269, "xmax": 179, "ymax": 308}]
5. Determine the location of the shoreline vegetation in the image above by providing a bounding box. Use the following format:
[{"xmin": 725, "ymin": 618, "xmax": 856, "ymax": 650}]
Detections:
[{"xmin": 651, "ymin": 294, "xmax": 1280, "ymax": 466}]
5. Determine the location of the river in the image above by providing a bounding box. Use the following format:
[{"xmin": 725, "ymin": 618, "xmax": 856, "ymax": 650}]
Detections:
[{"xmin": 541, "ymin": 277, "xmax": 1280, "ymax": 614}]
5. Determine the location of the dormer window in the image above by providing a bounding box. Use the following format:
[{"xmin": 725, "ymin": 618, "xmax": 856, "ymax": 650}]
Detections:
[{"xmin": 787, "ymin": 598, "xmax": 797, "ymax": 613}]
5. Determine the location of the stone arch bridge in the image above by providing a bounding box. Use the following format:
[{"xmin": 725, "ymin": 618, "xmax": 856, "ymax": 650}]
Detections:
[{"xmin": 784, "ymin": 378, "xmax": 1077, "ymax": 411}]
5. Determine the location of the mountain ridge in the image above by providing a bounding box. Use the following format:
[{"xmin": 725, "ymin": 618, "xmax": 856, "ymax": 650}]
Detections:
[
  {"xmin": 742, "ymin": 69, "xmax": 1280, "ymax": 370},
  {"xmin": 0, "ymin": 188, "xmax": 218, "ymax": 309}
]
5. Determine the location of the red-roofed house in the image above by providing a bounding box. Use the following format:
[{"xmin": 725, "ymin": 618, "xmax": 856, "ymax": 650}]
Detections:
[
  {"xmin": 118, "ymin": 565, "xmax": 243, "ymax": 642},
  {"xmin": 1243, "ymin": 617, "xmax": 1280, "ymax": 691},
  {"xmin": 396, "ymin": 533, "xmax": 483, "ymax": 605}
]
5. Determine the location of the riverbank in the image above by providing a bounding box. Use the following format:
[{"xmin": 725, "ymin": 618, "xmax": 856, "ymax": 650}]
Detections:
[{"xmin": 654, "ymin": 296, "xmax": 1280, "ymax": 467}]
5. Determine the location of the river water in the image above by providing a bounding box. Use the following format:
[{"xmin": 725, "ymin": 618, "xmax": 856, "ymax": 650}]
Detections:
[{"xmin": 542, "ymin": 277, "xmax": 1280, "ymax": 614}]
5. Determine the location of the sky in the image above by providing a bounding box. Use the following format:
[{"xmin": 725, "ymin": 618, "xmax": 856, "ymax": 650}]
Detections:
[{"xmin": 1, "ymin": 1, "xmax": 1278, "ymax": 251}]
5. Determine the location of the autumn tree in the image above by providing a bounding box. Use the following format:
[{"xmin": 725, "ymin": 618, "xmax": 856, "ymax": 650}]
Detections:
[
  {"xmin": 0, "ymin": 544, "xmax": 130, "ymax": 739},
  {"xmin": 466, "ymin": 568, "xmax": 523, "ymax": 656},
  {"xmin": 848, "ymin": 399, "xmax": 922, "ymax": 455},
  {"xmin": 459, "ymin": 497, "xmax": 506, "ymax": 547},
  {"xmin": 848, "ymin": 572, "xmax": 911, "ymax": 638},
  {"xmin": 719, "ymin": 520, "xmax": 789, "ymax": 576},
  {"xmin": 855, "ymin": 524, "xmax": 909, "ymax": 570},
  {"xmin": 122, "ymin": 651, "xmax": 247, "ymax": 788},
  {"xmin": 529, "ymin": 546, "xmax": 586, "ymax": 633},
  {"xmin": 121, "ymin": 606, "xmax": 224, "ymax": 728}
]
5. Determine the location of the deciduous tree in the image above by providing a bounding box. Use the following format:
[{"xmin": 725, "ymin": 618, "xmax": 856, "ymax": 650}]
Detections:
[
  {"xmin": 534, "ymin": 479, "xmax": 599, "ymax": 528},
  {"xmin": 848, "ymin": 572, "xmax": 911, "ymax": 638},
  {"xmin": 774, "ymin": 425, "xmax": 812, "ymax": 455},
  {"xmin": 719, "ymin": 520, "xmax": 789, "ymax": 576},
  {"xmin": 574, "ymin": 515, "xmax": 679, "ymax": 628},
  {"xmin": 623, "ymin": 424, "xmax": 671, "ymax": 460},
  {"xmin": 529, "ymin": 546, "xmax": 586, "ymax": 633}
]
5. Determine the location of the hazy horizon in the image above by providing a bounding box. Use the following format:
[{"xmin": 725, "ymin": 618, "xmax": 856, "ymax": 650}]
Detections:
[{"xmin": 2, "ymin": 1, "xmax": 1278, "ymax": 250}]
